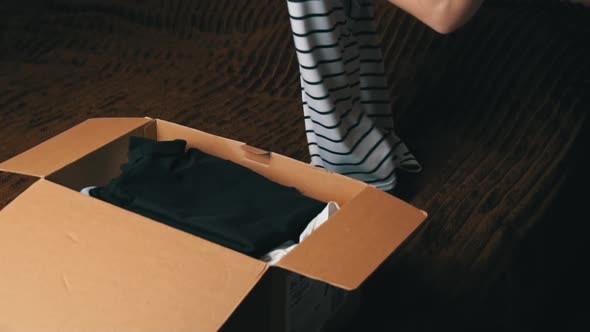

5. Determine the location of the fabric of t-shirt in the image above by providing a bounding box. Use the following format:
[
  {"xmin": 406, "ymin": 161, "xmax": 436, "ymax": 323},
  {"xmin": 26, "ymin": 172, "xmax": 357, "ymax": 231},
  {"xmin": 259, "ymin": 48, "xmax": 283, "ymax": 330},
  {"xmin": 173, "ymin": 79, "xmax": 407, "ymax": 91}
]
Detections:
[
  {"xmin": 81, "ymin": 185, "xmax": 337, "ymax": 264},
  {"xmin": 88, "ymin": 136, "xmax": 326, "ymax": 258}
]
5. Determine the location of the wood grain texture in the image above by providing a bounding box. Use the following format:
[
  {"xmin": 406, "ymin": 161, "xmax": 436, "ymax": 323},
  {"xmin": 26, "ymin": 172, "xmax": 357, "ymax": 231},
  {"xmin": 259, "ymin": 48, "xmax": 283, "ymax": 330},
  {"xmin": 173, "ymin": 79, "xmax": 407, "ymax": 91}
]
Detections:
[
  {"xmin": 1, "ymin": 0, "xmax": 588, "ymax": 330},
  {"xmin": 0, "ymin": 172, "xmax": 38, "ymax": 210}
]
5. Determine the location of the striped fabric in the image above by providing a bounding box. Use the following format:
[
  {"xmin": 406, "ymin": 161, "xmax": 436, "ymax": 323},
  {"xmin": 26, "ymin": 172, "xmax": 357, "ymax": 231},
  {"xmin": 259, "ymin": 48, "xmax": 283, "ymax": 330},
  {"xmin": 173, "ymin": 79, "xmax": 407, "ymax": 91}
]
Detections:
[{"xmin": 287, "ymin": 0, "xmax": 421, "ymax": 191}]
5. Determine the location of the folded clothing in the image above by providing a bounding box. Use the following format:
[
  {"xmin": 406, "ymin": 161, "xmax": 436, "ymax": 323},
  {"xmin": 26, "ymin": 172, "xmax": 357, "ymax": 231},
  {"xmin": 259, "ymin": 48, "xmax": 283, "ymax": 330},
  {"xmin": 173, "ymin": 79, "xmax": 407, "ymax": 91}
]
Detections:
[
  {"xmin": 83, "ymin": 185, "xmax": 339, "ymax": 264},
  {"xmin": 88, "ymin": 136, "xmax": 326, "ymax": 258}
]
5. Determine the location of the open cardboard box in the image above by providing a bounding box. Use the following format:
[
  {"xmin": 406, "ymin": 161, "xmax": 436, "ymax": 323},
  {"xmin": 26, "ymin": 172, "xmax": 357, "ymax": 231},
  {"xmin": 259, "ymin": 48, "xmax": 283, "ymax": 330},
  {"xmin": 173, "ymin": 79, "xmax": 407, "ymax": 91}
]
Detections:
[{"xmin": 0, "ymin": 117, "xmax": 427, "ymax": 331}]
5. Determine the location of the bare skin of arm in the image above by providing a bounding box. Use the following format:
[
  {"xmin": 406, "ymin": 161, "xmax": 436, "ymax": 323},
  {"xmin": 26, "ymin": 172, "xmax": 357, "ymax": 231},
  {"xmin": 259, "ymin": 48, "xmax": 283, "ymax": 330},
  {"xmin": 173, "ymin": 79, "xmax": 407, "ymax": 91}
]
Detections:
[{"xmin": 387, "ymin": 0, "xmax": 484, "ymax": 34}]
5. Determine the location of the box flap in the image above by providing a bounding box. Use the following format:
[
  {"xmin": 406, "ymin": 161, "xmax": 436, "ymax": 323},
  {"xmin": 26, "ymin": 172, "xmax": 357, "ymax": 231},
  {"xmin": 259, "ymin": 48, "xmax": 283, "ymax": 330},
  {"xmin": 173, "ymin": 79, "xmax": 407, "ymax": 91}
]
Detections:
[
  {"xmin": 0, "ymin": 117, "xmax": 152, "ymax": 177},
  {"xmin": 0, "ymin": 180, "xmax": 268, "ymax": 332},
  {"xmin": 277, "ymin": 186, "xmax": 427, "ymax": 290}
]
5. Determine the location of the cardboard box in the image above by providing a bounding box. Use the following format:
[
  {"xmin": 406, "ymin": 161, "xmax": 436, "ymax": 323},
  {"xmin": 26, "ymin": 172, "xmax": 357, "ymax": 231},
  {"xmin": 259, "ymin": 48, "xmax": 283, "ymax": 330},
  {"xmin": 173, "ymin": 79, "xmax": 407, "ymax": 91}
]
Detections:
[{"xmin": 0, "ymin": 117, "xmax": 427, "ymax": 331}]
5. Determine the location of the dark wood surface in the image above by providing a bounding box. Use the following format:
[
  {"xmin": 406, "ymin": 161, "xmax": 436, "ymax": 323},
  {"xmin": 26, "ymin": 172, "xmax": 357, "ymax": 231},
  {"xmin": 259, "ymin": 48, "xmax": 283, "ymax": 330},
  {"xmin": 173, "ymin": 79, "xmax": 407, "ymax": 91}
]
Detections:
[{"xmin": 1, "ymin": 1, "xmax": 588, "ymax": 330}]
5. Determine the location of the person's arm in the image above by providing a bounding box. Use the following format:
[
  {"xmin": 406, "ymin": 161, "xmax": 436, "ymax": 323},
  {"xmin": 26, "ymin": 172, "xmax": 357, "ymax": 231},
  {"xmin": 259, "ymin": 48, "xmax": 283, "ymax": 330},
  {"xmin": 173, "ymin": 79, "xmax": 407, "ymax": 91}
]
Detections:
[{"xmin": 387, "ymin": 0, "xmax": 484, "ymax": 34}]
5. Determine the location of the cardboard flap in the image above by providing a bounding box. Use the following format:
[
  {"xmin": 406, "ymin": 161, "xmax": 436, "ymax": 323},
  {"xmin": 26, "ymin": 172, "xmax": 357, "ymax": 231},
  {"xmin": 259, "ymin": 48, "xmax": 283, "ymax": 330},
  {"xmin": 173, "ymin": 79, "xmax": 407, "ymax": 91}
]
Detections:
[
  {"xmin": 277, "ymin": 186, "xmax": 427, "ymax": 290},
  {"xmin": 0, "ymin": 118, "xmax": 152, "ymax": 177},
  {"xmin": 0, "ymin": 180, "xmax": 268, "ymax": 332}
]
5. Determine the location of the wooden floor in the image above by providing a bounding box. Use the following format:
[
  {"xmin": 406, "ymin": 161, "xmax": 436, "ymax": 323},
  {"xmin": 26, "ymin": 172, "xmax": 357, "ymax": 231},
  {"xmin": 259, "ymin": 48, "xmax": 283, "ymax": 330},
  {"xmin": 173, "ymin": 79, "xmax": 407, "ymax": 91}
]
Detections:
[{"xmin": 1, "ymin": 0, "xmax": 589, "ymax": 330}]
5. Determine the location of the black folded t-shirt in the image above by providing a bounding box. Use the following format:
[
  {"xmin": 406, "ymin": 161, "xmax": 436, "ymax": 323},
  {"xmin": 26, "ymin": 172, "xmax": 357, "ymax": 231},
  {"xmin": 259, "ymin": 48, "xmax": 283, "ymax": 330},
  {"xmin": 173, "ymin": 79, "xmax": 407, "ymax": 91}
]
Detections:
[{"xmin": 89, "ymin": 136, "xmax": 325, "ymax": 257}]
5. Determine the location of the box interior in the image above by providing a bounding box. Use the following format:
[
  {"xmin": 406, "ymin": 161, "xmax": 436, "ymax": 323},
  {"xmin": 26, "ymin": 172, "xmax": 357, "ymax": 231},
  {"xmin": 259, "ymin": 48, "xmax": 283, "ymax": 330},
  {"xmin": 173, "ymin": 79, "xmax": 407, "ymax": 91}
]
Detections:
[
  {"xmin": 0, "ymin": 117, "xmax": 428, "ymax": 330},
  {"xmin": 9, "ymin": 118, "xmax": 428, "ymax": 290}
]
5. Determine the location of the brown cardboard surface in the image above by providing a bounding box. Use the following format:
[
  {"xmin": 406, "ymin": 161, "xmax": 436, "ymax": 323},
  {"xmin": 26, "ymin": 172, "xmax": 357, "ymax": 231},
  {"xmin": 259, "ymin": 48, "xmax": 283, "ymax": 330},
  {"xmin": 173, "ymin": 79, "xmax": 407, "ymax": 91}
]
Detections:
[
  {"xmin": 277, "ymin": 186, "xmax": 428, "ymax": 290},
  {"xmin": 0, "ymin": 117, "xmax": 151, "ymax": 178},
  {"xmin": 0, "ymin": 117, "xmax": 428, "ymax": 330},
  {"xmin": 0, "ymin": 180, "xmax": 268, "ymax": 332}
]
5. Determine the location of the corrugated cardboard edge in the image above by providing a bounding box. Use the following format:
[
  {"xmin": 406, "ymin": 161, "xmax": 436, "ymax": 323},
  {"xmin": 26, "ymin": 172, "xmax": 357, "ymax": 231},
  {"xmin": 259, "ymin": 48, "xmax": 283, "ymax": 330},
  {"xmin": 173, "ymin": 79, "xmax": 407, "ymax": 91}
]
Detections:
[
  {"xmin": 0, "ymin": 117, "xmax": 152, "ymax": 178},
  {"xmin": 143, "ymin": 116, "xmax": 157, "ymax": 139}
]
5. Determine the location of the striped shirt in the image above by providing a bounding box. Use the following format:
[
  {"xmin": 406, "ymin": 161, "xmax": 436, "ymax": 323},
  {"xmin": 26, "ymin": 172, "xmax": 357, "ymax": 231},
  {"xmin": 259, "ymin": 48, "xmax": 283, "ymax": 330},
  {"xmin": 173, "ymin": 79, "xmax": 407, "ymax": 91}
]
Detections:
[{"xmin": 287, "ymin": 0, "xmax": 421, "ymax": 191}]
